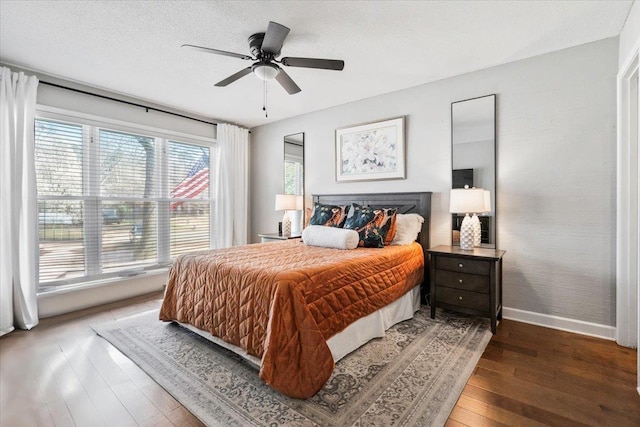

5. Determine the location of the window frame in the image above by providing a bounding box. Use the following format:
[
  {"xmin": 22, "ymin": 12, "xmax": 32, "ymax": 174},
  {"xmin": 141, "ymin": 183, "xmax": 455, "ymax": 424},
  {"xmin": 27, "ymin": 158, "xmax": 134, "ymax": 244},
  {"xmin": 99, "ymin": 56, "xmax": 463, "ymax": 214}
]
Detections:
[{"xmin": 35, "ymin": 106, "xmax": 216, "ymax": 291}]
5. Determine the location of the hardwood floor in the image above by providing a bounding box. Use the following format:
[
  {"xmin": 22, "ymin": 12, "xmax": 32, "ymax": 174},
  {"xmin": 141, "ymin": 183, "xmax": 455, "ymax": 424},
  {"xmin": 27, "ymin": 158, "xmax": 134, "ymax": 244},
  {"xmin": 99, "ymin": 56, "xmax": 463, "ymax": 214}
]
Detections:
[
  {"xmin": 449, "ymin": 318, "xmax": 640, "ymax": 427},
  {"xmin": 0, "ymin": 292, "xmax": 203, "ymax": 427},
  {"xmin": 1, "ymin": 293, "xmax": 638, "ymax": 427}
]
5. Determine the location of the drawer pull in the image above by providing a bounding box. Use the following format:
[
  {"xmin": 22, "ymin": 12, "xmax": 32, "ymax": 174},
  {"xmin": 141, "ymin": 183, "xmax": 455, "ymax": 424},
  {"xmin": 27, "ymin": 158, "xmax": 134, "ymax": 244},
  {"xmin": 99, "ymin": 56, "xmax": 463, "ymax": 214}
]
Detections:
[
  {"xmin": 459, "ymin": 279, "xmax": 463, "ymax": 283},
  {"xmin": 459, "ymin": 296, "xmax": 463, "ymax": 301},
  {"xmin": 459, "ymin": 263, "xmax": 463, "ymax": 268}
]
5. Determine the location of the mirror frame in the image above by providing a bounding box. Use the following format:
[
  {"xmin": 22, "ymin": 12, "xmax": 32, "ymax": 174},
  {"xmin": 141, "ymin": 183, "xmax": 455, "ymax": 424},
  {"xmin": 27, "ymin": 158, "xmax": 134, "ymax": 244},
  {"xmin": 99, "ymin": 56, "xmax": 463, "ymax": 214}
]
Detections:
[{"xmin": 451, "ymin": 94, "xmax": 497, "ymax": 248}]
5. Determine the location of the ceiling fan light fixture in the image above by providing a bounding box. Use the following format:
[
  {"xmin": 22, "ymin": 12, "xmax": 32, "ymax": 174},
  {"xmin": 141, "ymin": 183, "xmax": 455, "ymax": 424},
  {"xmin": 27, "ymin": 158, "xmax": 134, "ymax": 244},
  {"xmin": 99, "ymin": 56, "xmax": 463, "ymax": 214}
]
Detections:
[
  {"xmin": 187, "ymin": 21, "xmax": 344, "ymax": 96},
  {"xmin": 253, "ymin": 63, "xmax": 279, "ymax": 81}
]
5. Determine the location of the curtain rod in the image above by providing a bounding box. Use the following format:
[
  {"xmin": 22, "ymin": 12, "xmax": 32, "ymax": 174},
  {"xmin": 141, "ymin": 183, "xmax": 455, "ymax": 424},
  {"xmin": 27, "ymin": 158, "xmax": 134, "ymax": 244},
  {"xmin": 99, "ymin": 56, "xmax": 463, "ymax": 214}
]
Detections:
[{"xmin": 40, "ymin": 80, "xmax": 218, "ymax": 127}]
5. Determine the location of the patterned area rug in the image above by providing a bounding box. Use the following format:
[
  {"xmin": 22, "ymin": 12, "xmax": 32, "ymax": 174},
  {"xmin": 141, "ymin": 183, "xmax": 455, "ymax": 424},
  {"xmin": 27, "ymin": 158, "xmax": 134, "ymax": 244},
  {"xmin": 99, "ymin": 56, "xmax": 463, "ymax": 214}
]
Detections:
[{"xmin": 93, "ymin": 307, "xmax": 491, "ymax": 427}]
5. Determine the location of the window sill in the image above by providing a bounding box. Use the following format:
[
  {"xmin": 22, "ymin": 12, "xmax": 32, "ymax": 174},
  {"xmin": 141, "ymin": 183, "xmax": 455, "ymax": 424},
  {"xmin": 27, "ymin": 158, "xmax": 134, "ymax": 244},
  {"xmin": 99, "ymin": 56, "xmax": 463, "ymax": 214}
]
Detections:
[
  {"xmin": 37, "ymin": 269, "xmax": 169, "ymax": 318},
  {"xmin": 37, "ymin": 268, "xmax": 170, "ymax": 297}
]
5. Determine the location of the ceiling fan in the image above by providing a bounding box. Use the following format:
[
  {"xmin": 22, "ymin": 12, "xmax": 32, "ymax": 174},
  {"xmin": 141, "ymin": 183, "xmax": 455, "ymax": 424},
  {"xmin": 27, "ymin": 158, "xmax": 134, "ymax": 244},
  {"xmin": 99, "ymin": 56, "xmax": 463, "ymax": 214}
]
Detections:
[{"xmin": 182, "ymin": 21, "xmax": 345, "ymax": 95}]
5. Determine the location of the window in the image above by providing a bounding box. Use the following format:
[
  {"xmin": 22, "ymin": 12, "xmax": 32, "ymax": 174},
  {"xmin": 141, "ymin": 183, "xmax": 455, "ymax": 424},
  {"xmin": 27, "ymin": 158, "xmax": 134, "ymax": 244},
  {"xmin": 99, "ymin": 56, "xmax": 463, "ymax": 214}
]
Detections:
[
  {"xmin": 284, "ymin": 137, "xmax": 303, "ymax": 196},
  {"xmin": 168, "ymin": 141, "xmax": 210, "ymax": 258},
  {"xmin": 284, "ymin": 157, "xmax": 303, "ymax": 195},
  {"xmin": 35, "ymin": 116, "xmax": 213, "ymax": 290}
]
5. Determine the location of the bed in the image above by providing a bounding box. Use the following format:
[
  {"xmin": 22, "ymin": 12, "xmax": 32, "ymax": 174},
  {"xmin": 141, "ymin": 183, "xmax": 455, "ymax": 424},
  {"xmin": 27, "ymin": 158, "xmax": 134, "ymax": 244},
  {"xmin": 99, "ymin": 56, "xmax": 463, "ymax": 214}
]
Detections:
[{"xmin": 159, "ymin": 191, "xmax": 431, "ymax": 398}]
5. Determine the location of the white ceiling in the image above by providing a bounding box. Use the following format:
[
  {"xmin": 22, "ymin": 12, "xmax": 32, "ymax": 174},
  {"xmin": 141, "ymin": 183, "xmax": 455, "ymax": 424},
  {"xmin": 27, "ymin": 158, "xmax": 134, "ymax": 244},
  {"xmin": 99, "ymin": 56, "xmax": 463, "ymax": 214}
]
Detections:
[{"xmin": 0, "ymin": 1, "xmax": 633, "ymax": 128}]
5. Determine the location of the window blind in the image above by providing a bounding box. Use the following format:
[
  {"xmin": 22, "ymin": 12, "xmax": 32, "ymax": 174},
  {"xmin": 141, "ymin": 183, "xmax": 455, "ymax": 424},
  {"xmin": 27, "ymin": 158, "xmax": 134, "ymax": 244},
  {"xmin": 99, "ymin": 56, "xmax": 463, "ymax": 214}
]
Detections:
[
  {"xmin": 284, "ymin": 158, "xmax": 303, "ymax": 195},
  {"xmin": 35, "ymin": 116, "xmax": 213, "ymax": 289},
  {"xmin": 35, "ymin": 119, "xmax": 85, "ymax": 283},
  {"xmin": 99, "ymin": 129, "xmax": 158, "ymax": 274},
  {"xmin": 168, "ymin": 141, "xmax": 210, "ymax": 258}
]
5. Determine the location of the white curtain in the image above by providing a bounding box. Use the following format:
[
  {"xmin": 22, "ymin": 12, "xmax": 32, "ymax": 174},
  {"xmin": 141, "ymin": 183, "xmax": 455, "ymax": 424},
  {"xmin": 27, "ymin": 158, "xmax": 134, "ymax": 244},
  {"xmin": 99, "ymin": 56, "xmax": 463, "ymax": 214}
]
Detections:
[
  {"xmin": 214, "ymin": 123, "xmax": 249, "ymax": 248},
  {"xmin": 0, "ymin": 67, "xmax": 40, "ymax": 336}
]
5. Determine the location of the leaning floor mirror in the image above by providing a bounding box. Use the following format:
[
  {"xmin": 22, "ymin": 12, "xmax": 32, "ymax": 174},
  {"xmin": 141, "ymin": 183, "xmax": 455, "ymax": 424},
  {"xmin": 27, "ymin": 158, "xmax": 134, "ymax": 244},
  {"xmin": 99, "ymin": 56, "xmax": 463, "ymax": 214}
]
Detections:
[
  {"xmin": 284, "ymin": 132, "xmax": 304, "ymax": 234},
  {"xmin": 451, "ymin": 94, "xmax": 496, "ymax": 248}
]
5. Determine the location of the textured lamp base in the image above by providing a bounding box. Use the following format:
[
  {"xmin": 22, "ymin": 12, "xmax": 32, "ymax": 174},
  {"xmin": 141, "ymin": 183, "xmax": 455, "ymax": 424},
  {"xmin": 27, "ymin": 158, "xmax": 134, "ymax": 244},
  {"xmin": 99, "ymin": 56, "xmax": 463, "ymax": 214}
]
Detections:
[
  {"xmin": 282, "ymin": 212, "xmax": 291, "ymax": 236},
  {"xmin": 290, "ymin": 210, "xmax": 301, "ymax": 235},
  {"xmin": 459, "ymin": 214, "xmax": 474, "ymax": 250},
  {"xmin": 471, "ymin": 214, "xmax": 481, "ymax": 247}
]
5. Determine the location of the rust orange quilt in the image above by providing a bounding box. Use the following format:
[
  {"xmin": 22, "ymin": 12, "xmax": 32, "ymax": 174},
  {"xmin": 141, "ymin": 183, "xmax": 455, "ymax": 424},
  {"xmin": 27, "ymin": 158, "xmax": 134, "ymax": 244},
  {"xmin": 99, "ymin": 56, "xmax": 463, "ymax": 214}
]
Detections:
[{"xmin": 159, "ymin": 239, "xmax": 424, "ymax": 398}]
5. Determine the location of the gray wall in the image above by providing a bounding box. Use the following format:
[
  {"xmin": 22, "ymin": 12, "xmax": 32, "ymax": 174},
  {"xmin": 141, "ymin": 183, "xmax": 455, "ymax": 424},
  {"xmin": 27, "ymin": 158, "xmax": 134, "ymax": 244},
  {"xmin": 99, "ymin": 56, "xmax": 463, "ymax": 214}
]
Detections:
[
  {"xmin": 2, "ymin": 63, "xmax": 216, "ymax": 140},
  {"xmin": 250, "ymin": 37, "xmax": 618, "ymax": 327},
  {"xmin": 36, "ymin": 84, "xmax": 215, "ymax": 139}
]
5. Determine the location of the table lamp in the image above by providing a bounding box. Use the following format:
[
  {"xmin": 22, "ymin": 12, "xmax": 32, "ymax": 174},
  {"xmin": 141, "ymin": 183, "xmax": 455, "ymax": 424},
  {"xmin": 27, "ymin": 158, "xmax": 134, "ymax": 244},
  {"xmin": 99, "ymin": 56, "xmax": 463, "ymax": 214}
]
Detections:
[
  {"xmin": 291, "ymin": 195, "xmax": 304, "ymax": 234},
  {"xmin": 450, "ymin": 187, "xmax": 485, "ymax": 250},
  {"xmin": 275, "ymin": 194, "xmax": 297, "ymax": 236},
  {"xmin": 473, "ymin": 190, "xmax": 492, "ymax": 246}
]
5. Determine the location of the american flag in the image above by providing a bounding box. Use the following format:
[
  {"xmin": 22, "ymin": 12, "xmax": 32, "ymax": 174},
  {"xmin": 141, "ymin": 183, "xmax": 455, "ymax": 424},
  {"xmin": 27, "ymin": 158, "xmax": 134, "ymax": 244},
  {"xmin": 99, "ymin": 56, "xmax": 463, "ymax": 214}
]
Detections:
[{"xmin": 170, "ymin": 154, "xmax": 209, "ymax": 210}]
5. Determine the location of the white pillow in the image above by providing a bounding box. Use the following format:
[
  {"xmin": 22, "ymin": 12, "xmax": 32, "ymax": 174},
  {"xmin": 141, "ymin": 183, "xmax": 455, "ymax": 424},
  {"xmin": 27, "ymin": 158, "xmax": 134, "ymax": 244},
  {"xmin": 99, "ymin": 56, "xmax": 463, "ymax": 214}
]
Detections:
[
  {"xmin": 302, "ymin": 225, "xmax": 359, "ymax": 250},
  {"xmin": 391, "ymin": 213, "xmax": 424, "ymax": 245}
]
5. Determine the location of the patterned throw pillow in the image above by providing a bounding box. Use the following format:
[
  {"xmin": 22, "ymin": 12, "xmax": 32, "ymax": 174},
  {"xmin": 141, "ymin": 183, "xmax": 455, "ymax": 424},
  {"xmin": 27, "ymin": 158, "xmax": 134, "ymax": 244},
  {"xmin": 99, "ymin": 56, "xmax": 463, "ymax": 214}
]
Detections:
[
  {"xmin": 308, "ymin": 202, "xmax": 350, "ymax": 228},
  {"xmin": 343, "ymin": 204, "xmax": 398, "ymax": 248},
  {"xmin": 384, "ymin": 213, "xmax": 398, "ymax": 245}
]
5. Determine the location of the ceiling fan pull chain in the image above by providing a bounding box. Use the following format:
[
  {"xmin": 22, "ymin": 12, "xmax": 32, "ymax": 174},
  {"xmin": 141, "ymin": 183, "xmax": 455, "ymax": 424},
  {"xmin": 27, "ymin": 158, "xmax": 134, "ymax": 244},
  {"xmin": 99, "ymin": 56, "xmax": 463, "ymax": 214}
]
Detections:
[{"xmin": 263, "ymin": 79, "xmax": 268, "ymax": 117}]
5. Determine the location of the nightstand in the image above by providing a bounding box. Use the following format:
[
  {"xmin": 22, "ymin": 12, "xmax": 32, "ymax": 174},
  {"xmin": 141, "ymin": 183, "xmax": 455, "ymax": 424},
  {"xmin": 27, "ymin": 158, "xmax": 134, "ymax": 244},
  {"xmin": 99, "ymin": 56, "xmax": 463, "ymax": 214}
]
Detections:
[
  {"xmin": 258, "ymin": 232, "xmax": 302, "ymax": 243},
  {"xmin": 428, "ymin": 245, "xmax": 505, "ymax": 334}
]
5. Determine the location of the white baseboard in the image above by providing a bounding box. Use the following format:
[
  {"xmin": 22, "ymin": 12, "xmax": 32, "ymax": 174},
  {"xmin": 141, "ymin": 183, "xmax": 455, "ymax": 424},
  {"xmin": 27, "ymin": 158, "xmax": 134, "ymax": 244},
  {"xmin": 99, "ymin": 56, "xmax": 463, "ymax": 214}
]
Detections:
[{"xmin": 502, "ymin": 307, "xmax": 616, "ymax": 341}]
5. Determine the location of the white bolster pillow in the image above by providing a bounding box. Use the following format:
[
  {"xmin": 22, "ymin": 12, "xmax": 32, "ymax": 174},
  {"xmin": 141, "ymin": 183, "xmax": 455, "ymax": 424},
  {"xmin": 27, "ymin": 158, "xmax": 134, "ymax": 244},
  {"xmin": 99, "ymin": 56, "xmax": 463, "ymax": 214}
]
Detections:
[{"xmin": 302, "ymin": 225, "xmax": 359, "ymax": 250}]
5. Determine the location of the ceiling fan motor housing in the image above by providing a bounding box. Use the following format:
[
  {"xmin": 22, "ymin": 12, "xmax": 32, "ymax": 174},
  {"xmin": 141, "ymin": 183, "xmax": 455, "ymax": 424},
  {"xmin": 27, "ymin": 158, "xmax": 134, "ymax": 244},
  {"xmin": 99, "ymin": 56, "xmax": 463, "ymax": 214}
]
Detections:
[
  {"xmin": 248, "ymin": 32, "xmax": 280, "ymax": 59},
  {"xmin": 183, "ymin": 22, "xmax": 342, "ymax": 95}
]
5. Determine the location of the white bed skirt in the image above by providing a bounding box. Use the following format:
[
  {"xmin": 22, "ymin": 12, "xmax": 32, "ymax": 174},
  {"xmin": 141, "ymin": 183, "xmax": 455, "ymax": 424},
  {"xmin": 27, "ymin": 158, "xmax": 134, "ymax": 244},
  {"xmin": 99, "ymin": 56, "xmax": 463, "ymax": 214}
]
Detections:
[{"xmin": 178, "ymin": 285, "xmax": 421, "ymax": 367}]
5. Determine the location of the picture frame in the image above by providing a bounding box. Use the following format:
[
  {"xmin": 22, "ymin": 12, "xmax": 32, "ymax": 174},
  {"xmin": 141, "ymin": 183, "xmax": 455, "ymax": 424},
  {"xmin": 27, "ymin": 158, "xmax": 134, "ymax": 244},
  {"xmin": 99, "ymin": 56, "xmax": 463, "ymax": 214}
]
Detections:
[{"xmin": 335, "ymin": 116, "xmax": 405, "ymax": 182}]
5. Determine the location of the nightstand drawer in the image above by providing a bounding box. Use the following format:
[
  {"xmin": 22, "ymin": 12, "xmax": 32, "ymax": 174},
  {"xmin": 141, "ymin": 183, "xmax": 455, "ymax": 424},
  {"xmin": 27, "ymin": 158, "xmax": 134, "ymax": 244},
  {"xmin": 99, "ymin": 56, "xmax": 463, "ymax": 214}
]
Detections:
[
  {"xmin": 428, "ymin": 245, "xmax": 505, "ymax": 334},
  {"xmin": 436, "ymin": 287, "xmax": 489, "ymax": 312},
  {"xmin": 436, "ymin": 256, "xmax": 490, "ymax": 275},
  {"xmin": 435, "ymin": 270, "xmax": 489, "ymax": 293}
]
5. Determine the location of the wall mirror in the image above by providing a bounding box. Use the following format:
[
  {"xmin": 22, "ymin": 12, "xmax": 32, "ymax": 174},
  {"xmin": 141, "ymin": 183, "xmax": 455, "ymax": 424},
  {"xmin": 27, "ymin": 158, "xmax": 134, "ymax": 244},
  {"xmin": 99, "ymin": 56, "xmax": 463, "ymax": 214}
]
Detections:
[
  {"xmin": 284, "ymin": 132, "xmax": 304, "ymax": 233},
  {"xmin": 451, "ymin": 94, "xmax": 496, "ymax": 248}
]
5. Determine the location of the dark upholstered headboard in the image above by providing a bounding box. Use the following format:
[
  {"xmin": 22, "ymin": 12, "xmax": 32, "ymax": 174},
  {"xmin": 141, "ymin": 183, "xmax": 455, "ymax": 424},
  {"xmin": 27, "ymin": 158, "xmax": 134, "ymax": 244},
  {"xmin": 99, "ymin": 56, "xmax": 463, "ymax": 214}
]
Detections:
[{"xmin": 313, "ymin": 192, "xmax": 432, "ymax": 298}]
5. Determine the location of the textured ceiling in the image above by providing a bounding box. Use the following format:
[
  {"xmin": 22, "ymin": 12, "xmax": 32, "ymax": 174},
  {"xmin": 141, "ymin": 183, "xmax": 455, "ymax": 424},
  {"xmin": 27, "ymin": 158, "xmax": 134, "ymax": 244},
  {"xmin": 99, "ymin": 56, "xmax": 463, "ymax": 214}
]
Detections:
[{"xmin": 0, "ymin": 1, "xmax": 633, "ymax": 128}]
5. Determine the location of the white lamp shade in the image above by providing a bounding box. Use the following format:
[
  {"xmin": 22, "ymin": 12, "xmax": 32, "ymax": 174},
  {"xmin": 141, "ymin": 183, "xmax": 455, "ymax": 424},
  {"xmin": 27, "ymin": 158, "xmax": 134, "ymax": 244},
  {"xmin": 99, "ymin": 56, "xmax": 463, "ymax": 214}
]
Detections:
[
  {"xmin": 450, "ymin": 188, "xmax": 485, "ymax": 214},
  {"xmin": 275, "ymin": 194, "xmax": 297, "ymax": 211},
  {"xmin": 295, "ymin": 195, "xmax": 304, "ymax": 210},
  {"xmin": 483, "ymin": 190, "xmax": 491, "ymax": 213}
]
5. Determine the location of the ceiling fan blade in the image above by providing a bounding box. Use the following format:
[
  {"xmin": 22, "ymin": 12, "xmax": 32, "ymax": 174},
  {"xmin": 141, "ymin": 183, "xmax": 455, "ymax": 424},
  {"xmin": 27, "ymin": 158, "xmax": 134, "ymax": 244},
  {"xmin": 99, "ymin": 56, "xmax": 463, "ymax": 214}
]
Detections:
[
  {"xmin": 275, "ymin": 68, "xmax": 301, "ymax": 94},
  {"xmin": 182, "ymin": 44, "xmax": 252, "ymax": 61},
  {"xmin": 215, "ymin": 67, "xmax": 253, "ymax": 87},
  {"xmin": 261, "ymin": 21, "xmax": 290, "ymax": 55},
  {"xmin": 281, "ymin": 57, "xmax": 344, "ymax": 71}
]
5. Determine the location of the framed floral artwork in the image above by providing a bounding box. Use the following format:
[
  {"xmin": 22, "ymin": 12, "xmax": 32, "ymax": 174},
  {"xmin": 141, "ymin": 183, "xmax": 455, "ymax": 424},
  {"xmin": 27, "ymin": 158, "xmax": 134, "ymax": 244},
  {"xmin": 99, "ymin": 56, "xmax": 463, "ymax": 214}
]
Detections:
[{"xmin": 335, "ymin": 116, "xmax": 405, "ymax": 182}]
